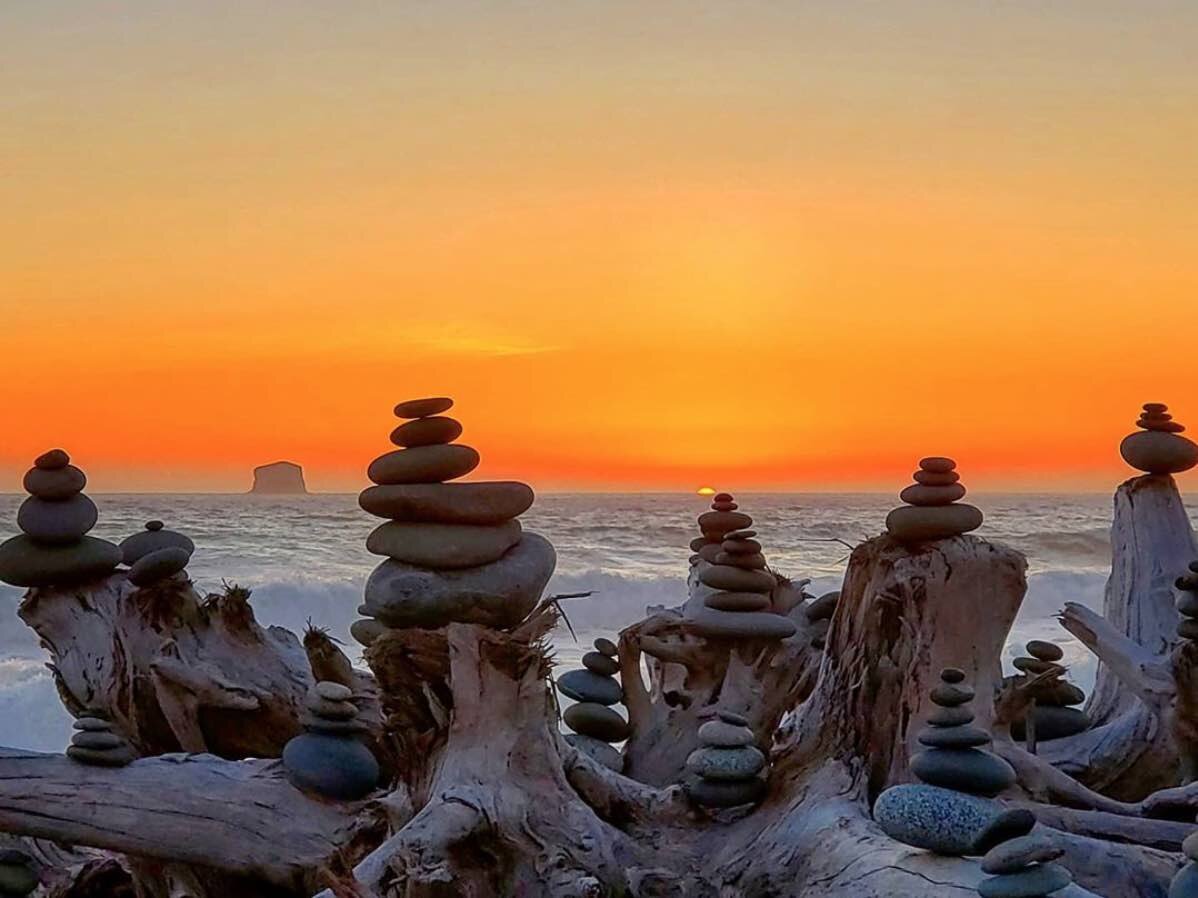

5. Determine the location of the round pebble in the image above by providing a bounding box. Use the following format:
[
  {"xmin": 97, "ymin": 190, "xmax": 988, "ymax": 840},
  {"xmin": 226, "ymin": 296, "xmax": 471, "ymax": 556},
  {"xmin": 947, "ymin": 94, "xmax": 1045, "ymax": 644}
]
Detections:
[
  {"xmin": 128, "ymin": 547, "xmax": 190, "ymax": 587},
  {"xmin": 723, "ymin": 529, "xmax": 757, "ymax": 541},
  {"xmin": 686, "ymin": 776, "xmax": 766, "ymax": 808},
  {"xmin": 1025, "ymin": 640, "xmax": 1064, "ymax": 662},
  {"xmin": 918, "ymin": 724, "xmax": 991, "ymax": 749},
  {"xmin": 594, "ymin": 637, "xmax": 618, "ymax": 657},
  {"xmin": 23, "ymin": 465, "xmax": 86, "ymax": 500},
  {"xmin": 17, "ymin": 494, "xmax": 98, "ymax": 545},
  {"xmin": 721, "ymin": 538, "xmax": 763, "ymax": 555},
  {"xmin": 390, "ymin": 416, "xmax": 464, "ymax": 448},
  {"xmin": 119, "ymin": 522, "xmax": 195, "ymax": 566},
  {"xmin": 0, "ymin": 535, "xmax": 121, "ymax": 588},
  {"xmin": 981, "ymin": 834, "xmax": 1065, "ymax": 874},
  {"xmin": 563, "ymin": 703, "xmax": 629, "ymax": 743},
  {"xmin": 913, "ymin": 469, "xmax": 960, "ymax": 486},
  {"xmin": 911, "ymin": 747, "xmax": 1017, "ymax": 796},
  {"xmin": 977, "ymin": 862, "xmax": 1071, "ymax": 898},
  {"xmin": 394, "ymin": 397, "xmax": 453, "ymax": 418},
  {"xmin": 558, "ymin": 669, "xmax": 622, "ymax": 706},
  {"xmin": 690, "ymin": 536, "xmax": 710, "ymax": 552},
  {"xmin": 35, "ymin": 448, "xmax": 70, "ymax": 470},
  {"xmin": 697, "ymin": 720, "xmax": 754, "ymax": 747},
  {"xmin": 714, "ymin": 552, "xmax": 767, "ymax": 570},
  {"xmin": 928, "ymin": 705, "xmax": 975, "ymax": 727},
  {"xmin": 71, "ymin": 730, "xmax": 124, "ymax": 750},
  {"xmin": 73, "ymin": 717, "xmax": 112, "ymax": 731},
  {"xmin": 367, "ymin": 444, "xmax": 481, "ymax": 485},
  {"xmin": 718, "ymin": 710, "xmax": 749, "ymax": 726},
  {"xmin": 316, "ymin": 681, "xmax": 354, "ymax": 702},
  {"xmin": 941, "ymin": 668, "xmax": 966, "ymax": 684},
  {"xmin": 919, "ymin": 457, "xmax": 957, "ymax": 474},
  {"xmin": 886, "ymin": 503, "xmax": 984, "ymax": 543},
  {"xmin": 283, "ymin": 732, "xmax": 379, "ymax": 800},
  {"xmin": 931, "ymin": 682, "xmax": 975, "ymax": 706},
  {"xmin": 899, "ymin": 483, "xmax": 967, "ymax": 507},
  {"xmin": 697, "ymin": 510, "xmax": 753, "ymax": 533},
  {"xmin": 359, "ymin": 481, "xmax": 534, "ymax": 525},
  {"xmin": 366, "ymin": 519, "xmax": 522, "ymax": 569},
  {"xmin": 705, "ymin": 591, "xmax": 771, "ymax": 612},
  {"xmin": 1120, "ymin": 430, "xmax": 1198, "ymax": 475},
  {"xmin": 583, "ymin": 651, "xmax": 620, "ymax": 675},
  {"xmin": 685, "ymin": 745, "xmax": 766, "ymax": 781},
  {"xmin": 698, "ymin": 565, "xmax": 776, "ymax": 593}
]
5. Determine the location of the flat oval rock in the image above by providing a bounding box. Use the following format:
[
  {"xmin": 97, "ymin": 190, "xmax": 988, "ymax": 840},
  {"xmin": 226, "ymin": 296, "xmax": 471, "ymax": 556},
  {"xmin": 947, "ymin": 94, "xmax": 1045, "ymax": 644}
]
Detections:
[
  {"xmin": 928, "ymin": 705, "xmax": 975, "ymax": 727},
  {"xmin": 129, "ymin": 547, "xmax": 190, "ymax": 587},
  {"xmin": 350, "ymin": 618, "xmax": 388, "ymax": 647},
  {"xmin": 886, "ymin": 504, "xmax": 984, "ymax": 543},
  {"xmin": 366, "ymin": 520, "xmax": 522, "ymax": 569},
  {"xmin": 359, "ymin": 481, "xmax": 534, "ymax": 524},
  {"xmin": 315, "ymin": 681, "xmax": 353, "ymax": 702},
  {"xmin": 914, "ymin": 469, "xmax": 960, "ymax": 486},
  {"xmin": 1120, "ymin": 430, "xmax": 1198, "ymax": 474},
  {"xmin": 721, "ymin": 538, "xmax": 762, "ymax": 554},
  {"xmin": 911, "ymin": 747, "xmax": 1016, "ymax": 797},
  {"xmin": 120, "ymin": 523, "xmax": 195, "ymax": 566},
  {"xmin": 557, "ymin": 669, "xmax": 622, "ymax": 706},
  {"xmin": 705, "ymin": 591, "xmax": 771, "ymax": 612},
  {"xmin": 977, "ymin": 863, "xmax": 1071, "ymax": 898},
  {"xmin": 919, "ymin": 457, "xmax": 957, "ymax": 474},
  {"xmin": 593, "ymin": 637, "xmax": 618, "ymax": 657},
  {"xmin": 899, "ymin": 483, "xmax": 967, "ymax": 507},
  {"xmin": 981, "ymin": 833, "xmax": 1064, "ymax": 874},
  {"xmin": 35, "ymin": 448, "xmax": 70, "ymax": 470},
  {"xmin": 17, "ymin": 494, "xmax": 97, "ymax": 545},
  {"xmin": 918, "ymin": 724, "xmax": 991, "ymax": 748},
  {"xmin": 873, "ymin": 783, "xmax": 1034, "ymax": 856},
  {"xmin": 367, "ymin": 444, "xmax": 481, "ymax": 485},
  {"xmin": 362, "ymin": 531, "xmax": 556, "ymax": 629},
  {"xmin": 697, "ymin": 544, "xmax": 724, "ymax": 563},
  {"xmin": 563, "ymin": 702, "xmax": 629, "ymax": 742},
  {"xmin": 697, "ymin": 510, "xmax": 753, "ymax": 533},
  {"xmin": 1025, "ymin": 640, "xmax": 1064, "ymax": 662},
  {"xmin": 23, "ymin": 465, "xmax": 86, "ymax": 500},
  {"xmin": 73, "ymin": 717, "xmax": 112, "ymax": 731},
  {"xmin": 390, "ymin": 415, "xmax": 463, "ymax": 448},
  {"xmin": 714, "ymin": 552, "xmax": 767, "ymax": 570},
  {"xmin": 686, "ymin": 607, "xmax": 796, "ymax": 641},
  {"xmin": 67, "ymin": 744, "xmax": 135, "ymax": 767},
  {"xmin": 804, "ymin": 591, "xmax": 839, "ymax": 622},
  {"xmin": 394, "ymin": 397, "xmax": 453, "ymax": 418},
  {"xmin": 698, "ymin": 565, "xmax": 775, "ymax": 593},
  {"xmin": 283, "ymin": 732, "xmax": 379, "ymax": 800},
  {"xmin": 685, "ymin": 745, "xmax": 765, "ymax": 780},
  {"xmin": 0, "ymin": 535, "xmax": 121, "ymax": 588},
  {"xmin": 685, "ymin": 776, "xmax": 766, "ymax": 808},
  {"xmin": 71, "ymin": 730, "xmax": 124, "ymax": 750},
  {"xmin": 697, "ymin": 719, "xmax": 755, "ymax": 748},
  {"xmin": 689, "ymin": 536, "xmax": 711, "ymax": 552},
  {"xmin": 582, "ymin": 651, "xmax": 620, "ymax": 675},
  {"xmin": 566, "ymin": 733, "xmax": 623, "ymax": 772}
]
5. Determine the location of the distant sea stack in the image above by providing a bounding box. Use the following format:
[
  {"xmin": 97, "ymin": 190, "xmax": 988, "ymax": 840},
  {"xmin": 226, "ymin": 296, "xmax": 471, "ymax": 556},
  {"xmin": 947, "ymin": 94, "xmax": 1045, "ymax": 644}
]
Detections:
[{"xmin": 250, "ymin": 461, "xmax": 308, "ymax": 495}]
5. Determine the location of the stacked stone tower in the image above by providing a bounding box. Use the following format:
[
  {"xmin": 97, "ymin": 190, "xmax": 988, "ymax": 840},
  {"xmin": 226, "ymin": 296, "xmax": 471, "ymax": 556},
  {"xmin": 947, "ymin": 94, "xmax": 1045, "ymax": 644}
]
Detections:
[
  {"xmin": 1010, "ymin": 640, "xmax": 1088, "ymax": 745},
  {"xmin": 67, "ymin": 711, "xmax": 135, "ymax": 767},
  {"xmin": 0, "ymin": 450, "xmax": 121, "ymax": 588},
  {"xmin": 978, "ymin": 834, "xmax": 1073, "ymax": 897},
  {"xmin": 886, "ymin": 457, "xmax": 983, "ymax": 543},
  {"xmin": 1120, "ymin": 403, "xmax": 1198, "ymax": 475},
  {"xmin": 684, "ymin": 711, "xmax": 767, "ymax": 808},
  {"xmin": 282, "ymin": 682, "xmax": 379, "ymax": 800},
  {"xmin": 119, "ymin": 520, "xmax": 195, "ymax": 587},
  {"xmin": 691, "ymin": 493, "xmax": 746, "ymax": 563},
  {"xmin": 355, "ymin": 398, "xmax": 555, "ymax": 635},
  {"xmin": 559, "ymin": 636, "xmax": 626, "ymax": 771}
]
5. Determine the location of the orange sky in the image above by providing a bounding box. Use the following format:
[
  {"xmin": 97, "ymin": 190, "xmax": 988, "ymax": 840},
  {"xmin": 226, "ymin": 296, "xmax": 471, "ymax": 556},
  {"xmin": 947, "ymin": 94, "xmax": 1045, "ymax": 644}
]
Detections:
[{"xmin": 1, "ymin": 3, "xmax": 1196, "ymax": 492}]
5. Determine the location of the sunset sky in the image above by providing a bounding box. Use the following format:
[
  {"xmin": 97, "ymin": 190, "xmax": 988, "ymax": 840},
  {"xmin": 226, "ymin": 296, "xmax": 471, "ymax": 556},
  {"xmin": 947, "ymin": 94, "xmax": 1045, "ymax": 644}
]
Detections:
[{"xmin": 2, "ymin": 2, "xmax": 1196, "ymax": 492}]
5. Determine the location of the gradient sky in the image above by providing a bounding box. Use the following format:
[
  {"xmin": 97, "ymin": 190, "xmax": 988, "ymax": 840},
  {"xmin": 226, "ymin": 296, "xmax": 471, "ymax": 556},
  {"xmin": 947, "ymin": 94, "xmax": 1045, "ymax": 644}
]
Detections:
[{"xmin": 2, "ymin": 2, "xmax": 1196, "ymax": 492}]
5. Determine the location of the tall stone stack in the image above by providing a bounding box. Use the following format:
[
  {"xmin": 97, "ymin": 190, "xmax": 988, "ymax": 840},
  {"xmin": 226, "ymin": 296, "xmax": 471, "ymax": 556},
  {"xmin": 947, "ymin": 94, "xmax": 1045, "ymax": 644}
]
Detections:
[
  {"xmin": 355, "ymin": 398, "xmax": 555, "ymax": 637},
  {"xmin": 1010, "ymin": 640, "xmax": 1089, "ymax": 745},
  {"xmin": 119, "ymin": 520, "xmax": 195, "ymax": 588},
  {"xmin": 282, "ymin": 682, "xmax": 379, "ymax": 800},
  {"xmin": 886, "ymin": 457, "xmax": 983, "ymax": 543},
  {"xmin": 978, "ymin": 834, "xmax": 1073, "ymax": 897},
  {"xmin": 875, "ymin": 669, "xmax": 1031, "ymax": 856},
  {"xmin": 0, "ymin": 450, "xmax": 121, "ymax": 588},
  {"xmin": 690, "ymin": 492, "xmax": 744, "ymax": 564},
  {"xmin": 559, "ymin": 636, "xmax": 627, "ymax": 771},
  {"xmin": 684, "ymin": 711, "xmax": 768, "ymax": 808},
  {"xmin": 1178, "ymin": 562, "xmax": 1198, "ymax": 643},
  {"xmin": 1120, "ymin": 403, "xmax": 1198, "ymax": 475},
  {"xmin": 0, "ymin": 848, "xmax": 38, "ymax": 897},
  {"xmin": 67, "ymin": 712, "xmax": 135, "ymax": 767}
]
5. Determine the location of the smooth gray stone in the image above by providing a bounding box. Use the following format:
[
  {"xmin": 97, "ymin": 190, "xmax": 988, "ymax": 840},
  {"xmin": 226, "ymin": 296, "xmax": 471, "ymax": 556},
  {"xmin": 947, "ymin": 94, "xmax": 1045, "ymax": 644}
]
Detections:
[
  {"xmin": 67, "ymin": 744, "xmax": 135, "ymax": 767},
  {"xmin": 129, "ymin": 547, "xmax": 190, "ymax": 587},
  {"xmin": 721, "ymin": 537, "xmax": 762, "ymax": 554},
  {"xmin": 685, "ymin": 776, "xmax": 766, "ymax": 808},
  {"xmin": 1013, "ymin": 657, "xmax": 1057, "ymax": 675},
  {"xmin": 366, "ymin": 520, "xmax": 522, "ymax": 569},
  {"xmin": 914, "ymin": 469, "xmax": 960, "ymax": 485},
  {"xmin": 0, "ymin": 535, "xmax": 121, "ymax": 588},
  {"xmin": 394, "ymin": 397, "xmax": 453, "ymax": 418},
  {"xmin": 697, "ymin": 510, "xmax": 753, "ymax": 533},
  {"xmin": 71, "ymin": 730, "xmax": 123, "ymax": 750},
  {"xmin": 698, "ymin": 720, "xmax": 754, "ymax": 748},
  {"xmin": 873, "ymin": 784, "xmax": 1034, "ymax": 856},
  {"xmin": 390, "ymin": 415, "xmax": 463, "ymax": 448},
  {"xmin": 705, "ymin": 591, "xmax": 771, "ymax": 612},
  {"xmin": 73, "ymin": 717, "xmax": 111, "ymax": 731},
  {"xmin": 687, "ymin": 608, "xmax": 797, "ymax": 641},
  {"xmin": 593, "ymin": 637, "xmax": 618, "ymax": 657},
  {"xmin": 920, "ymin": 456, "xmax": 957, "ymax": 473},
  {"xmin": 941, "ymin": 668, "xmax": 966, "ymax": 683},
  {"xmin": 307, "ymin": 696, "xmax": 357, "ymax": 721},
  {"xmin": 713, "ymin": 552, "xmax": 767, "ymax": 570},
  {"xmin": 316, "ymin": 681, "xmax": 353, "ymax": 702},
  {"xmin": 686, "ymin": 745, "xmax": 765, "ymax": 781},
  {"xmin": 899, "ymin": 482, "xmax": 967, "ymax": 507},
  {"xmin": 367, "ymin": 444, "xmax": 480, "ymax": 485},
  {"xmin": 362, "ymin": 532, "xmax": 555, "ymax": 629},
  {"xmin": 119, "ymin": 523, "xmax": 195, "ymax": 566},
  {"xmin": 928, "ymin": 705, "xmax": 975, "ymax": 726},
  {"xmin": 977, "ymin": 862, "xmax": 1072, "ymax": 897},
  {"xmin": 982, "ymin": 834, "xmax": 1064, "ymax": 874},
  {"xmin": 886, "ymin": 503, "xmax": 984, "ymax": 543},
  {"xmin": 558, "ymin": 669, "xmax": 622, "ymax": 706},
  {"xmin": 1172, "ymin": 863, "xmax": 1198, "ymax": 897},
  {"xmin": 918, "ymin": 724, "xmax": 991, "ymax": 748},
  {"xmin": 1028, "ymin": 681, "xmax": 1086, "ymax": 707},
  {"xmin": 566, "ymin": 733, "xmax": 623, "ymax": 772},
  {"xmin": 359, "ymin": 481, "xmax": 534, "ymax": 525},
  {"xmin": 718, "ymin": 710, "xmax": 749, "ymax": 726},
  {"xmin": 804, "ymin": 591, "xmax": 839, "ymax": 622},
  {"xmin": 563, "ymin": 702, "xmax": 629, "ymax": 743},
  {"xmin": 582, "ymin": 651, "xmax": 619, "ymax": 675},
  {"xmin": 1012, "ymin": 705, "xmax": 1089, "ymax": 742},
  {"xmin": 283, "ymin": 732, "xmax": 379, "ymax": 801},
  {"xmin": 723, "ymin": 528, "xmax": 756, "ymax": 540},
  {"xmin": 17, "ymin": 495, "xmax": 97, "ymax": 545},
  {"xmin": 350, "ymin": 618, "xmax": 387, "ymax": 647},
  {"xmin": 698, "ymin": 563, "xmax": 775, "ymax": 593},
  {"xmin": 23, "ymin": 465, "xmax": 85, "ymax": 500},
  {"xmin": 1120, "ymin": 430, "xmax": 1198, "ymax": 475},
  {"xmin": 911, "ymin": 748, "xmax": 1017, "ymax": 797},
  {"xmin": 34, "ymin": 448, "xmax": 70, "ymax": 470},
  {"xmin": 1026, "ymin": 640, "xmax": 1064, "ymax": 662},
  {"xmin": 931, "ymin": 683, "xmax": 975, "ymax": 707}
]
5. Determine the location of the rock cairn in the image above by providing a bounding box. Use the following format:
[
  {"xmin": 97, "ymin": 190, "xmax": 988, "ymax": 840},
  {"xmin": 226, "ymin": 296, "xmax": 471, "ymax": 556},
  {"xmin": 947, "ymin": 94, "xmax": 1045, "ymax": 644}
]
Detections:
[
  {"xmin": 1120, "ymin": 403, "xmax": 1198, "ymax": 475},
  {"xmin": 0, "ymin": 450, "xmax": 121, "ymax": 588},
  {"xmin": 67, "ymin": 712, "xmax": 135, "ymax": 767},
  {"xmin": 1178, "ymin": 562, "xmax": 1198, "ymax": 644},
  {"xmin": 0, "ymin": 848, "xmax": 38, "ymax": 897},
  {"xmin": 685, "ymin": 711, "xmax": 768, "ymax": 808},
  {"xmin": 875, "ymin": 669, "xmax": 1031, "ymax": 856},
  {"xmin": 886, "ymin": 458, "xmax": 983, "ymax": 543},
  {"xmin": 689, "ymin": 500, "xmax": 795, "ymax": 641},
  {"xmin": 355, "ymin": 397, "xmax": 555, "ymax": 637},
  {"xmin": 560, "ymin": 637, "xmax": 627, "ymax": 771},
  {"xmin": 978, "ymin": 833, "xmax": 1072, "ymax": 898},
  {"xmin": 1010, "ymin": 640, "xmax": 1088, "ymax": 746},
  {"xmin": 1172, "ymin": 829, "xmax": 1198, "ymax": 896},
  {"xmin": 282, "ymin": 681, "xmax": 379, "ymax": 800},
  {"xmin": 119, "ymin": 520, "xmax": 195, "ymax": 587}
]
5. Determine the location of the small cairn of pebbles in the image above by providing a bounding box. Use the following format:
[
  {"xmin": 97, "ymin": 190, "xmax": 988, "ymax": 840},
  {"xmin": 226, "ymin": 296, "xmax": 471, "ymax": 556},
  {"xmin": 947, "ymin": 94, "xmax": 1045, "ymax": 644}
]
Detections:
[
  {"xmin": 0, "ymin": 450, "xmax": 121, "ymax": 588},
  {"xmin": 1171, "ymin": 828, "xmax": 1198, "ymax": 896},
  {"xmin": 978, "ymin": 833, "xmax": 1072, "ymax": 897},
  {"xmin": 283, "ymin": 682, "xmax": 380, "ymax": 801},
  {"xmin": 1178, "ymin": 562, "xmax": 1198, "ymax": 643},
  {"xmin": 561, "ymin": 637, "xmax": 629, "ymax": 764},
  {"xmin": 690, "ymin": 493, "xmax": 746, "ymax": 564},
  {"xmin": 1010, "ymin": 640, "xmax": 1088, "ymax": 746},
  {"xmin": 67, "ymin": 713, "xmax": 135, "ymax": 767},
  {"xmin": 0, "ymin": 848, "xmax": 38, "ymax": 897},
  {"xmin": 1120, "ymin": 403, "xmax": 1198, "ymax": 475},
  {"xmin": 684, "ymin": 711, "xmax": 767, "ymax": 808},
  {"xmin": 120, "ymin": 520, "xmax": 195, "ymax": 587},
  {"xmin": 886, "ymin": 457, "xmax": 983, "ymax": 543}
]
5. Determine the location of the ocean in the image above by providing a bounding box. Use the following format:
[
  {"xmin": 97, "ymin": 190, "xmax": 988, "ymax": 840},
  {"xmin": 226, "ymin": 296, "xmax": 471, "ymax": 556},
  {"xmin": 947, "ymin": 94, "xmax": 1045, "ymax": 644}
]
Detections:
[{"xmin": 2, "ymin": 491, "xmax": 1189, "ymax": 752}]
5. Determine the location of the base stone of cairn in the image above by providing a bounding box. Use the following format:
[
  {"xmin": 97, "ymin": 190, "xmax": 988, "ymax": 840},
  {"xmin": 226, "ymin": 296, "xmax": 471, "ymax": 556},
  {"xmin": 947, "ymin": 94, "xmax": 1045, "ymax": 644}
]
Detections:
[
  {"xmin": 684, "ymin": 711, "xmax": 767, "ymax": 808},
  {"xmin": 560, "ymin": 637, "xmax": 627, "ymax": 771},
  {"xmin": 0, "ymin": 451, "xmax": 121, "ymax": 588},
  {"xmin": 282, "ymin": 682, "xmax": 379, "ymax": 801},
  {"xmin": 0, "ymin": 848, "xmax": 38, "ymax": 897},
  {"xmin": 687, "ymin": 497, "xmax": 794, "ymax": 640},
  {"xmin": 1120, "ymin": 403, "xmax": 1198, "ymax": 475},
  {"xmin": 120, "ymin": 520, "xmax": 195, "ymax": 587},
  {"xmin": 355, "ymin": 398, "xmax": 554, "ymax": 636},
  {"xmin": 67, "ymin": 713, "xmax": 135, "ymax": 767},
  {"xmin": 886, "ymin": 457, "xmax": 983, "ymax": 543},
  {"xmin": 978, "ymin": 834, "xmax": 1072, "ymax": 898},
  {"xmin": 875, "ymin": 669, "xmax": 1030, "ymax": 856},
  {"xmin": 1010, "ymin": 640, "xmax": 1089, "ymax": 743},
  {"xmin": 1171, "ymin": 830, "xmax": 1198, "ymax": 897}
]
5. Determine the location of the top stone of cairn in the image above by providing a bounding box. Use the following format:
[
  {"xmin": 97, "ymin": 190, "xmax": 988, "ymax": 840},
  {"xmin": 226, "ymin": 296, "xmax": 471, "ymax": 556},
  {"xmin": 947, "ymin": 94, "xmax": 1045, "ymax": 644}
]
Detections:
[
  {"xmin": 395, "ymin": 397, "xmax": 454, "ymax": 419},
  {"xmin": 1120, "ymin": 403, "xmax": 1198, "ymax": 475},
  {"xmin": 886, "ymin": 457, "xmax": 983, "ymax": 543}
]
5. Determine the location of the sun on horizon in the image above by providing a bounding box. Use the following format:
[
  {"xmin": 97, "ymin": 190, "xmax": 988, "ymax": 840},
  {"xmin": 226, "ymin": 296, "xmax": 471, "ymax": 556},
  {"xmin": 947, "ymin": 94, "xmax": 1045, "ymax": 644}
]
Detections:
[{"xmin": 696, "ymin": 487, "xmax": 716, "ymax": 496}]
